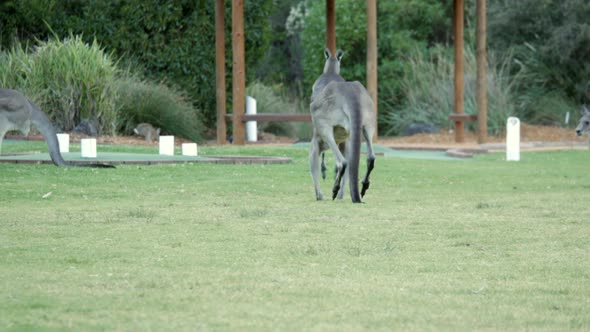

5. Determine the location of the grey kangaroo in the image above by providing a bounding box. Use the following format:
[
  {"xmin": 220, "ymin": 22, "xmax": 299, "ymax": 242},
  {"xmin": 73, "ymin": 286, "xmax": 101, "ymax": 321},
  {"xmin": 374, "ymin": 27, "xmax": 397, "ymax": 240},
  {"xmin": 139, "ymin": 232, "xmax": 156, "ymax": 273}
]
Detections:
[
  {"xmin": 309, "ymin": 48, "xmax": 376, "ymax": 203},
  {"xmin": 134, "ymin": 123, "xmax": 160, "ymax": 143},
  {"xmin": 575, "ymin": 105, "xmax": 590, "ymax": 136},
  {"xmin": 0, "ymin": 89, "xmax": 115, "ymax": 168},
  {"xmin": 312, "ymin": 48, "xmax": 346, "ymax": 180}
]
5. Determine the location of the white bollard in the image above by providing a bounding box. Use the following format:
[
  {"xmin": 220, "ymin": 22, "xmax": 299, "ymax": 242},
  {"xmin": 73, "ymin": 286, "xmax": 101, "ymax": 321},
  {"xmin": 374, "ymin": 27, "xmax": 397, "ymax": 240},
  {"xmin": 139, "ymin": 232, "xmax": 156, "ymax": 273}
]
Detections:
[
  {"xmin": 182, "ymin": 143, "xmax": 198, "ymax": 156},
  {"xmin": 246, "ymin": 95, "xmax": 257, "ymax": 142},
  {"xmin": 159, "ymin": 135, "xmax": 175, "ymax": 156},
  {"xmin": 80, "ymin": 138, "xmax": 97, "ymax": 158},
  {"xmin": 506, "ymin": 117, "xmax": 520, "ymax": 161},
  {"xmin": 56, "ymin": 133, "xmax": 70, "ymax": 153}
]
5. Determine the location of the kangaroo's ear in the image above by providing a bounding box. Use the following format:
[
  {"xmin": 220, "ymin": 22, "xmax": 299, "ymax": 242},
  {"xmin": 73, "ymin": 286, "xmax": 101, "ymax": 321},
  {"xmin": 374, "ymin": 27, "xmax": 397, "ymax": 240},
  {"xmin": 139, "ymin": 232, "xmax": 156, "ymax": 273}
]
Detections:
[
  {"xmin": 324, "ymin": 47, "xmax": 332, "ymax": 60},
  {"xmin": 583, "ymin": 105, "xmax": 589, "ymax": 114},
  {"xmin": 335, "ymin": 49, "xmax": 344, "ymax": 61}
]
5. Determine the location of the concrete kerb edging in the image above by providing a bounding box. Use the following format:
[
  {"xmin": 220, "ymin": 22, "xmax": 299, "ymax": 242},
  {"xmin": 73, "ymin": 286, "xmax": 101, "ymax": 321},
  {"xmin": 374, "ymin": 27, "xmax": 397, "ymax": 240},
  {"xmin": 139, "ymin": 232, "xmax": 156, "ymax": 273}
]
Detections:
[
  {"xmin": 447, "ymin": 141, "xmax": 588, "ymax": 158},
  {"xmin": 387, "ymin": 141, "xmax": 587, "ymax": 159}
]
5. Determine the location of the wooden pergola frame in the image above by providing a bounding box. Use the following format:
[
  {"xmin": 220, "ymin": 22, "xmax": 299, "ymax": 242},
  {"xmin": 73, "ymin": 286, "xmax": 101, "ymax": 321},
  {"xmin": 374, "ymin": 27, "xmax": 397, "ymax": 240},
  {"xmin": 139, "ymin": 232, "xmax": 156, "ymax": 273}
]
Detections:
[{"xmin": 215, "ymin": 0, "xmax": 487, "ymax": 145}]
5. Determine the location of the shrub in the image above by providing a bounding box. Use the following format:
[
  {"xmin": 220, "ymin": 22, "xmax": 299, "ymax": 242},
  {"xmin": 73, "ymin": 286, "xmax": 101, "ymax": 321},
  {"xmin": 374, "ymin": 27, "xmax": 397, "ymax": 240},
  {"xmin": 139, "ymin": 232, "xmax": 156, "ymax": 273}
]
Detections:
[
  {"xmin": 1, "ymin": 0, "xmax": 273, "ymax": 129},
  {"xmin": 380, "ymin": 46, "xmax": 520, "ymax": 136},
  {"xmin": 0, "ymin": 44, "xmax": 33, "ymax": 89},
  {"xmin": 1, "ymin": 36, "xmax": 204, "ymax": 141},
  {"xmin": 489, "ymin": 0, "xmax": 590, "ymax": 103},
  {"xmin": 246, "ymin": 81, "xmax": 304, "ymax": 138},
  {"xmin": 0, "ymin": 36, "xmax": 119, "ymax": 135},
  {"xmin": 30, "ymin": 35, "xmax": 120, "ymax": 134},
  {"xmin": 116, "ymin": 77, "xmax": 204, "ymax": 143}
]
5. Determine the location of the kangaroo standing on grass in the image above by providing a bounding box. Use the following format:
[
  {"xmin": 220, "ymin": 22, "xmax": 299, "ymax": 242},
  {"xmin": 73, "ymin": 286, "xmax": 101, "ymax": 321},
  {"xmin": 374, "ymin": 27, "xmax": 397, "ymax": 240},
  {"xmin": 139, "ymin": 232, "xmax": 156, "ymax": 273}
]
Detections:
[
  {"xmin": 575, "ymin": 105, "xmax": 590, "ymax": 136},
  {"xmin": 0, "ymin": 88, "xmax": 115, "ymax": 168},
  {"xmin": 575, "ymin": 105, "xmax": 590, "ymax": 148},
  {"xmin": 134, "ymin": 123, "xmax": 160, "ymax": 143},
  {"xmin": 312, "ymin": 48, "xmax": 346, "ymax": 180},
  {"xmin": 309, "ymin": 48, "xmax": 376, "ymax": 203}
]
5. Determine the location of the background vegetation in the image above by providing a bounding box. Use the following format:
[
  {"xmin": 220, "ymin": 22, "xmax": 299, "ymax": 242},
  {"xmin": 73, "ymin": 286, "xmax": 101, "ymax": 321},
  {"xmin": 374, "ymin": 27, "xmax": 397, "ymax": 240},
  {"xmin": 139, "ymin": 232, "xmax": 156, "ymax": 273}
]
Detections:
[
  {"xmin": 0, "ymin": 0, "xmax": 272, "ymax": 132},
  {"xmin": 0, "ymin": 37, "xmax": 204, "ymax": 142},
  {"xmin": 1, "ymin": 0, "xmax": 588, "ymax": 138}
]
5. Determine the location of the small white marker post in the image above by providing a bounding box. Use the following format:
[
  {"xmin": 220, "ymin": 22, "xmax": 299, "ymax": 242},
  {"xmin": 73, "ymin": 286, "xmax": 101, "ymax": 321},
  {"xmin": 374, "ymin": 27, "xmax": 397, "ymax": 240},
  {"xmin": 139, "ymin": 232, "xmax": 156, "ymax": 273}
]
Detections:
[
  {"xmin": 182, "ymin": 143, "xmax": 198, "ymax": 156},
  {"xmin": 159, "ymin": 135, "xmax": 175, "ymax": 156},
  {"xmin": 56, "ymin": 133, "xmax": 70, "ymax": 153},
  {"xmin": 80, "ymin": 138, "xmax": 97, "ymax": 158},
  {"xmin": 246, "ymin": 96, "xmax": 257, "ymax": 142},
  {"xmin": 506, "ymin": 117, "xmax": 520, "ymax": 161}
]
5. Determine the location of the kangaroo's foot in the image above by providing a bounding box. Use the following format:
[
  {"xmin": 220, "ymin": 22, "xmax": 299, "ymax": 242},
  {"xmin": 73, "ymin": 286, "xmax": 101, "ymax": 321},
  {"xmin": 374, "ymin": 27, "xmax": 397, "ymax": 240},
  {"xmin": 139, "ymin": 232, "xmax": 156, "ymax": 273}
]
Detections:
[
  {"xmin": 332, "ymin": 164, "xmax": 346, "ymax": 200},
  {"xmin": 361, "ymin": 181, "xmax": 370, "ymax": 197},
  {"xmin": 316, "ymin": 192, "xmax": 325, "ymax": 201}
]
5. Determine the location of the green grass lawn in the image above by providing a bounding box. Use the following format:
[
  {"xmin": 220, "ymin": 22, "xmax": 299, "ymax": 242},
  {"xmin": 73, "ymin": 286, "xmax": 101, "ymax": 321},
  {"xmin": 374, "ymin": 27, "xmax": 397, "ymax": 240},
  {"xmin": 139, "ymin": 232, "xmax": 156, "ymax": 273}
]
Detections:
[{"xmin": 1, "ymin": 141, "xmax": 589, "ymax": 331}]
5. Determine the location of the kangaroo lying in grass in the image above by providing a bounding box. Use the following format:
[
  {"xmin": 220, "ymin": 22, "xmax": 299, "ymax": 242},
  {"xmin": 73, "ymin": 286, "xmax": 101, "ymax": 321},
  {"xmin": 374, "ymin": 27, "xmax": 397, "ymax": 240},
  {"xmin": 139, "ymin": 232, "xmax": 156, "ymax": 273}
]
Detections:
[
  {"xmin": 309, "ymin": 48, "xmax": 376, "ymax": 203},
  {"xmin": 134, "ymin": 123, "xmax": 160, "ymax": 143},
  {"xmin": 0, "ymin": 89, "xmax": 115, "ymax": 168}
]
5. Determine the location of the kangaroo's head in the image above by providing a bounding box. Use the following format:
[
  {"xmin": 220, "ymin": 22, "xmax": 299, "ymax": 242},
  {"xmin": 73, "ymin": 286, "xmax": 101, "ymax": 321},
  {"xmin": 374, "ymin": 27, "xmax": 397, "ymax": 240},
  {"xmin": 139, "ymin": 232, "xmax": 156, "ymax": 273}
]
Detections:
[
  {"xmin": 575, "ymin": 105, "xmax": 590, "ymax": 136},
  {"xmin": 323, "ymin": 47, "xmax": 344, "ymax": 74}
]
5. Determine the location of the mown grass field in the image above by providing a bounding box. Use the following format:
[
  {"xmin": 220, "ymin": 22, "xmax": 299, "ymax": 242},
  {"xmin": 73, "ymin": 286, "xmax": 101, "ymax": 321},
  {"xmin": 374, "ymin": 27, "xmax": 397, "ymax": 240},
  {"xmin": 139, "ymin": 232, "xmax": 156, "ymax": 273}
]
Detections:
[{"xmin": 1, "ymin": 141, "xmax": 589, "ymax": 331}]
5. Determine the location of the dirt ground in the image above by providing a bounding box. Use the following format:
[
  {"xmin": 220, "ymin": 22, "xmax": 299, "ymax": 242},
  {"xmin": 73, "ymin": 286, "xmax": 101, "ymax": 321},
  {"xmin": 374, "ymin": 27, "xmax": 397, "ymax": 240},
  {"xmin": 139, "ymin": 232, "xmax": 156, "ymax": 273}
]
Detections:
[
  {"xmin": 379, "ymin": 124, "xmax": 585, "ymax": 145},
  {"xmin": 9, "ymin": 124, "xmax": 586, "ymax": 148}
]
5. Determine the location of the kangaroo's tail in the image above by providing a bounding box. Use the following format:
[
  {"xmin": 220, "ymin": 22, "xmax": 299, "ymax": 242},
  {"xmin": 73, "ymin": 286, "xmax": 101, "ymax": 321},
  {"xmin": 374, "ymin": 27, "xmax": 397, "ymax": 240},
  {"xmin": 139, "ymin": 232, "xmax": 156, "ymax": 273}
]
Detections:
[
  {"xmin": 348, "ymin": 95, "xmax": 362, "ymax": 203},
  {"xmin": 28, "ymin": 99, "xmax": 115, "ymax": 168}
]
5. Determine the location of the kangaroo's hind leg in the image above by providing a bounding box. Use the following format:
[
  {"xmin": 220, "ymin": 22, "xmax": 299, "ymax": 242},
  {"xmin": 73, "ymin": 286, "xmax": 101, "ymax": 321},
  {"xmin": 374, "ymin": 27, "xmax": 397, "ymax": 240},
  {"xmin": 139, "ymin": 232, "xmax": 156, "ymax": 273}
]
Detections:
[
  {"xmin": 309, "ymin": 135, "xmax": 325, "ymax": 200},
  {"xmin": 336, "ymin": 142, "xmax": 347, "ymax": 199},
  {"xmin": 320, "ymin": 153, "xmax": 327, "ymax": 179},
  {"xmin": 318, "ymin": 129, "xmax": 347, "ymax": 200},
  {"xmin": 360, "ymin": 127, "xmax": 376, "ymax": 198}
]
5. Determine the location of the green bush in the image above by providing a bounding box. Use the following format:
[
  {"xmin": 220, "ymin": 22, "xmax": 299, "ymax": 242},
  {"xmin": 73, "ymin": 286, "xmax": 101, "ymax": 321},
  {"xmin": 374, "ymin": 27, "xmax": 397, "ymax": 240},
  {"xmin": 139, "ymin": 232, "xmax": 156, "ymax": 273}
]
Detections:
[
  {"xmin": 116, "ymin": 77, "xmax": 204, "ymax": 143},
  {"xmin": 1, "ymin": 36, "xmax": 119, "ymax": 135},
  {"xmin": 489, "ymin": 0, "xmax": 590, "ymax": 103},
  {"xmin": 246, "ymin": 81, "xmax": 306, "ymax": 138},
  {"xmin": 380, "ymin": 46, "xmax": 520, "ymax": 136},
  {"xmin": 31, "ymin": 36, "xmax": 120, "ymax": 135},
  {"xmin": 1, "ymin": 0, "xmax": 273, "ymax": 130},
  {"xmin": 0, "ymin": 43, "xmax": 33, "ymax": 90},
  {"xmin": 1, "ymin": 36, "xmax": 204, "ymax": 141}
]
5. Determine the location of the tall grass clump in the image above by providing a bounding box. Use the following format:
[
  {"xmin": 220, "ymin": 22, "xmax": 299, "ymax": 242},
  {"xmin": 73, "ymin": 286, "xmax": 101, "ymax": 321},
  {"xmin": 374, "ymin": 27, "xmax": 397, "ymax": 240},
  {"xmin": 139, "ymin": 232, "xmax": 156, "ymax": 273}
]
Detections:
[
  {"xmin": 0, "ymin": 36, "xmax": 119, "ymax": 135},
  {"xmin": 30, "ymin": 35, "xmax": 119, "ymax": 135},
  {"xmin": 116, "ymin": 77, "xmax": 204, "ymax": 143},
  {"xmin": 381, "ymin": 46, "xmax": 520, "ymax": 136},
  {"xmin": 246, "ymin": 81, "xmax": 307, "ymax": 138},
  {"xmin": 0, "ymin": 45, "xmax": 33, "ymax": 90},
  {"xmin": 508, "ymin": 45, "xmax": 577, "ymax": 128}
]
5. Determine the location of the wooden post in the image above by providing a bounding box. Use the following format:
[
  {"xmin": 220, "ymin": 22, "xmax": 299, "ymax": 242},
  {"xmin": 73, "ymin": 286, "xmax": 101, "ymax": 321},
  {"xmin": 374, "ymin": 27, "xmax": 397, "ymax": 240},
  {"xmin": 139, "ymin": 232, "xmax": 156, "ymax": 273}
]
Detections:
[
  {"xmin": 366, "ymin": 0, "xmax": 378, "ymax": 141},
  {"xmin": 215, "ymin": 0, "xmax": 226, "ymax": 145},
  {"xmin": 326, "ymin": 0, "xmax": 336, "ymax": 54},
  {"xmin": 453, "ymin": 0, "xmax": 465, "ymax": 143},
  {"xmin": 476, "ymin": 0, "xmax": 488, "ymax": 144},
  {"xmin": 232, "ymin": 0, "xmax": 246, "ymax": 145}
]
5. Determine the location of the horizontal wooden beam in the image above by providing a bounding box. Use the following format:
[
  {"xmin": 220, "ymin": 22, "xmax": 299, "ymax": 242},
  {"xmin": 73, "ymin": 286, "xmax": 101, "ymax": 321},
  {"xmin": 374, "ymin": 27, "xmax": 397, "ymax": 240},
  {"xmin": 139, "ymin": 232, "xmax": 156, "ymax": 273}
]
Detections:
[
  {"xmin": 448, "ymin": 113, "xmax": 477, "ymax": 122},
  {"xmin": 225, "ymin": 113, "xmax": 312, "ymax": 123}
]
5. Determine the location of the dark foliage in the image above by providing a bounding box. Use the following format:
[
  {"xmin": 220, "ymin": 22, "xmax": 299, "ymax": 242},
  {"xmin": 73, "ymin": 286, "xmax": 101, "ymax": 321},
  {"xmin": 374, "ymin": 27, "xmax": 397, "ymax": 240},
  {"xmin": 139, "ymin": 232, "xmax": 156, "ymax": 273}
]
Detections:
[
  {"xmin": 489, "ymin": 0, "xmax": 590, "ymax": 103},
  {"xmin": 1, "ymin": 0, "xmax": 272, "ymax": 129}
]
